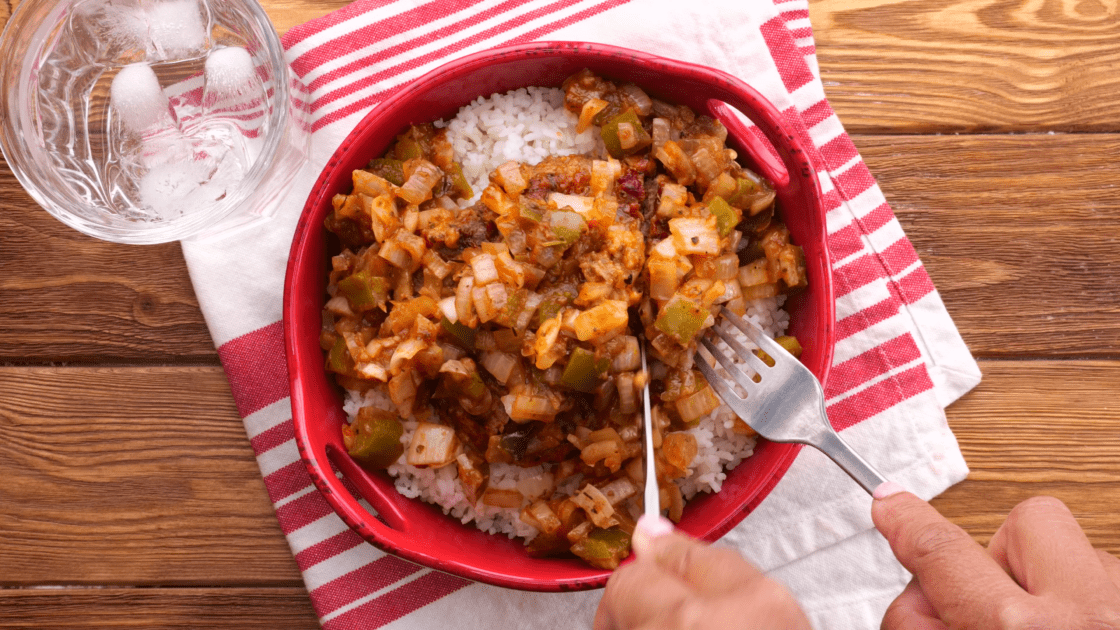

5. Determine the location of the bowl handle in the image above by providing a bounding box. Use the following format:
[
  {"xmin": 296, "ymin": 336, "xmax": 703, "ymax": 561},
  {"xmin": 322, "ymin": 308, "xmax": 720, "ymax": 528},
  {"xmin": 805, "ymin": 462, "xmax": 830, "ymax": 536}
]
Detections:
[{"xmin": 706, "ymin": 99, "xmax": 791, "ymax": 189}]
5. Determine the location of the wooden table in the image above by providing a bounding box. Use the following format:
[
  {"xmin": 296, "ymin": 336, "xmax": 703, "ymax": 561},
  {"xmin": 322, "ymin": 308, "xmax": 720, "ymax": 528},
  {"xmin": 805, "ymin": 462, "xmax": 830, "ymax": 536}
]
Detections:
[{"xmin": 2, "ymin": 1, "xmax": 1119, "ymax": 626}]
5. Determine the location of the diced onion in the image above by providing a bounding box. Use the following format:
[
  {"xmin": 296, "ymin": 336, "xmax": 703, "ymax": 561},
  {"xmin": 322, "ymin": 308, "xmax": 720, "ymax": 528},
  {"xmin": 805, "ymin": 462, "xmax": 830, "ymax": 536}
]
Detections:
[
  {"xmin": 388, "ymin": 371, "xmax": 417, "ymax": 416},
  {"xmin": 389, "ymin": 338, "xmax": 426, "ymax": 373},
  {"xmin": 617, "ymin": 372, "xmax": 637, "ymax": 414},
  {"xmin": 617, "ymin": 122, "xmax": 637, "ymax": 150},
  {"xmin": 362, "ymin": 193, "xmax": 399, "ymax": 243},
  {"xmin": 670, "ymin": 216, "xmax": 720, "ymax": 255},
  {"xmin": 514, "ymin": 291, "xmax": 544, "ymax": 332},
  {"xmin": 325, "ymin": 296, "xmax": 353, "ymax": 316},
  {"xmin": 676, "ymin": 385, "xmax": 722, "ymax": 423},
  {"xmin": 549, "ymin": 193, "xmax": 594, "ymax": 217},
  {"xmin": 651, "ymin": 117, "xmax": 671, "ymax": 151},
  {"xmin": 481, "ymin": 487, "xmax": 524, "ymax": 508},
  {"xmin": 470, "ymin": 253, "xmax": 500, "ymax": 286},
  {"xmin": 397, "ymin": 160, "xmax": 442, "ymax": 205},
  {"xmin": 481, "ymin": 351, "xmax": 518, "ymax": 384},
  {"xmin": 739, "ymin": 259, "xmax": 771, "ymax": 287},
  {"xmin": 423, "ymin": 250, "xmax": 452, "ymax": 279},
  {"xmin": 590, "ymin": 159, "xmax": 622, "ymax": 197},
  {"xmin": 439, "ymin": 296, "xmax": 458, "ymax": 323},
  {"xmin": 713, "ymin": 254, "xmax": 740, "ymax": 280},
  {"xmin": 648, "ymin": 258, "xmax": 679, "ymax": 302},
  {"xmin": 406, "ymin": 422, "xmax": 459, "ymax": 468},
  {"xmin": 501, "ymin": 394, "xmax": 558, "ymax": 423},
  {"xmin": 598, "ymin": 477, "xmax": 638, "ymax": 505},
  {"xmin": 619, "ymin": 82, "xmax": 652, "ymax": 116},
  {"xmin": 520, "ymin": 500, "xmax": 562, "ymax": 534},
  {"xmin": 572, "ymin": 484, "xmax": 616, "ymax": 529},
  {"xmin": 573, "ymin": 301, "xmax": 629, "ymax": 342},
  {"xmin": 495, "ymin": 161, "xmax": 528, "ymax": 196},
  {"xmin": 456, "ymin": 276, "xmax": 475, "ymax": 325},
  {"xmin": 610, "ymin": 337, "xmax": 641, "ymax": 373},
  {"xmin": 714, "ymin": 279, "xmax": 743, "ymax": 304},
  {"xmin": 577, "ymin": 98, "xmax": 609, "ymax": 134}
]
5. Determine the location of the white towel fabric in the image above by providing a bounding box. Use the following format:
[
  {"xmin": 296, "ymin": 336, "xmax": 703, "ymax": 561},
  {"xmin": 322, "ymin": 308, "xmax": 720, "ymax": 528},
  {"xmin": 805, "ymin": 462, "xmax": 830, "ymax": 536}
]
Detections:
[{"xmin": 181, "ymin": 1, "xmax": 982, "ymax": 627}]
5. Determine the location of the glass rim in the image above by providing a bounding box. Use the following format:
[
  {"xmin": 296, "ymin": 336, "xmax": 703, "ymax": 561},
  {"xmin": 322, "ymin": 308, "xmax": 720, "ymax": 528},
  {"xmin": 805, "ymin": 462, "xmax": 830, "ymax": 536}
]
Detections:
[{"xmin": 0, "ymin": 0, "xmax": 294, "ymax": 244}]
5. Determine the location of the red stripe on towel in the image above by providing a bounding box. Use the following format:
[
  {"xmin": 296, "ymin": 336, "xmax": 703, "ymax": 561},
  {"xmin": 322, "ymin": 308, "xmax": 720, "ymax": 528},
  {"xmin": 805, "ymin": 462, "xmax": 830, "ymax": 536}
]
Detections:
[
  {"xmin": 296, "ymin": 528, "xmax": 368, "ymax": 570},
  {"xmin": 760, "ymin": 17, "xmax": 816, "ymax": 93},
  {"xmin": 263, "ymin": 460, "xmax": 316, "ymax": 505},
  {"xmin": 323, "ymin": 571, "xmax": 473, "ymax": 629},
  {"xmin": 298, "ymin": 0, "xmax": 500, "ymax": 92},
  {"xmin": 311, "ymin": 555, "xmax": 424, "ymax": 616},
  {"xmin": 826, "ymin": 334, "xmax": 923, "ymax": 398},
  {"xmin": 826, "ymin": 364, "xmax": 935, "ymax": 431},
  {"xmin": 276, "ymin": 486, "xmax": 337, "ymax": 533},
  {"xmin": 283, "ymin": 0, "xmax": 403, "ymax": 49},
  {"xmin": 310, "ymin": 0, "xmax": 627, "ymax": 131},
  {"xmin": 217, "ymin": 321, "xmax": 290, "ymax": 417},
  {"xmin": 250, "ymin": 419, "xmax": 295, "ymax": 455}
]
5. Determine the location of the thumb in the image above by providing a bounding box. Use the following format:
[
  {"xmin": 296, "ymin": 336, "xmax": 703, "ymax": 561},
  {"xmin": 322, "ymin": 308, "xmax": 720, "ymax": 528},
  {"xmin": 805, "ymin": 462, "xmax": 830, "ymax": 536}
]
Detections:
[
  {"xmin": 872, "ymin": 482, "xmax": 1027, "ymax": 629},
  {"xmin": 634, "ymin": 515, "xmax": 763, "ymax": 594}
]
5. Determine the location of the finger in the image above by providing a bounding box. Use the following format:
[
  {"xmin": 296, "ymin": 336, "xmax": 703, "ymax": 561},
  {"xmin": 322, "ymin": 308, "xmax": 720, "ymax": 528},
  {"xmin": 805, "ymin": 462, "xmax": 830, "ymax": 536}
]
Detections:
[
  {"xmin": 1097, "ymin": 549, "xmax": 1120, "ymax": 590},
  {"xmin": 594, "ymin": 557, "xmax": 696, "ymax": 630},
  {"xmin": 872, "ymin": 489, "xmax": 1028, "ymax": 629},
  {"xmin": 987, "ymin": 496, "xmax": 1114, "ymax": 597},
  {"xmin": 645, "ymin": 530, "xmax": 765, "ymax": 595},
  {"xmin": 881, "ymin": 579, "xmax": 949, "ymax": 630}
]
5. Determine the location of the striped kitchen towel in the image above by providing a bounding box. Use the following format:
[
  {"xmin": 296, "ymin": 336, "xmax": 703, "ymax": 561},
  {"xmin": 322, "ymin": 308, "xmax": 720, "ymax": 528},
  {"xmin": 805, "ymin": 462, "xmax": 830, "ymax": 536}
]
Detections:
[{"xmin": 181, "ymin": 1, "xmax": 983, "ymax": 628}]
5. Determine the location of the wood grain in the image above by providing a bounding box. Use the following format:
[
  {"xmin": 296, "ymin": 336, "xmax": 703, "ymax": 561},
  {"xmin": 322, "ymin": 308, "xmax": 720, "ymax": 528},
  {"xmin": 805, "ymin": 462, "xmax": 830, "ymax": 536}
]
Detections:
[
  {"xmin": 932, "ymin": 360, "xmax": 1120, "ymax": 552},
  {"xmin": 4, "ymin": 133, "xmax": 1120, "ymax": 362},
  {"xmin": 0, "ymin": 588, "xmax": 319, "ymax": 629},
  {"xmin": 0, "ymin": 361, "xmax": 1116, "ymax": 587},
  {"xmin": 0, "ymin": 366, "xmax": 302, "ymax": 586},
  {"xmin": 0, "ymin": 162, "xmax": 214, "ymax": 364},
  {"xmin": 809, "ymin": 0, "xmax": 1120, "ymax": 133},
  {"xmin": 856, "ymin": 133, "xmax": 1120, "ymax": 358}
]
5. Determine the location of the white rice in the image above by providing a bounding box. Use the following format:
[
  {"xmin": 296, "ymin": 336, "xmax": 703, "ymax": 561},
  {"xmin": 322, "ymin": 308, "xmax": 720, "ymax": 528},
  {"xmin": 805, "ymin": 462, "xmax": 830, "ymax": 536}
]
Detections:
[
  {"xmin": 342, "ymin": 88, "xmax": 791, "ymax": 541},
  {"xmin": 436, "ymin": 87, "xmax": 600, "ymax": 202}
]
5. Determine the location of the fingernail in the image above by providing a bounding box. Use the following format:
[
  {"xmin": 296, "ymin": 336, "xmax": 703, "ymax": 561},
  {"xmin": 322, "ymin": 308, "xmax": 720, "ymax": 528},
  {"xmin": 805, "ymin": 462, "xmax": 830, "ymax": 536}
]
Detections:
[
  {"xmin": 873, "ymin": 481, "xmax": 907, "ymax": 500},
  {"xmin": 632, "ymin": 514, "xmax": 674, "ymax": 555}
]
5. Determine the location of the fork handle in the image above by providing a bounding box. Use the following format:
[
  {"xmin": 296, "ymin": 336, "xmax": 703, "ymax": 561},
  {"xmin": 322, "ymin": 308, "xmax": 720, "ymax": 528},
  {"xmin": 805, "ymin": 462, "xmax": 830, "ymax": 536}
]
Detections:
[{"xmin": 811, "ymin": 429, "xmax": 889, "ymax": 495}]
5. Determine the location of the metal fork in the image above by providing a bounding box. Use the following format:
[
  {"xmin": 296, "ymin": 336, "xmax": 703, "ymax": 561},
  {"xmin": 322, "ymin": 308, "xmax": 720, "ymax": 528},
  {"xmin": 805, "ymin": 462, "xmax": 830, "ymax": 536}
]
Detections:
[{"xmin": 694, "ymin": 307, "xmax": 888, "ymax": 494}]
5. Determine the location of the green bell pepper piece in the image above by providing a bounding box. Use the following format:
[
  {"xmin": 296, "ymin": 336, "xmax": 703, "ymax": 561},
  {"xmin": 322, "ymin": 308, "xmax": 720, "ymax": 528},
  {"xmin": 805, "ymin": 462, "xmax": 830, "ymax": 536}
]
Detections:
[
  {"xmin": 446, "ymin": 162, "xmax": 473, "ymax": 200},
  {"xmin": 326, "ymin": 336, "xmax": 354, "ymax": 375},
  {"xmin": 560, "ymin": 346, "xmax": 610, "ymax": 393},
  {"xmin": 440, "ymin": 317, "xmax": 476, "ymax": 349},
  {"xmin": 654, "ymin": 297, "xmax": 707, "ymax": 346},
  {"xmin": 337, "ymin": 271, "xmax": 387, "ymax": 312},
  {"xmin": 344, "ymin": 409, "xmax": 404, "ymax": 470},
  {"xmin": 366, "ymin": 158, "xmax": 404, "ymax": 186},
  {"xmin": 709, "ymin": 196, "xmax": 739, "ymax": 237},
  {"xmin": 600, "ymin": 110, "xmax": 652, "ymax": 158}
]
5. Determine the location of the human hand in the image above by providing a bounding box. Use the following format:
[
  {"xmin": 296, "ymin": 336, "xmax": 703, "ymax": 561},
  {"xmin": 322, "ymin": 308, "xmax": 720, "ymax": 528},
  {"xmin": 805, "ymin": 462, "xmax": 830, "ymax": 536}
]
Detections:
[
  {"xmin": 872, "ymin": 483, "xmax": 1120, "ymax": 630},
  {"xmin": 593, "ymin": 515, "xmax": 811, "ymax": 630}
]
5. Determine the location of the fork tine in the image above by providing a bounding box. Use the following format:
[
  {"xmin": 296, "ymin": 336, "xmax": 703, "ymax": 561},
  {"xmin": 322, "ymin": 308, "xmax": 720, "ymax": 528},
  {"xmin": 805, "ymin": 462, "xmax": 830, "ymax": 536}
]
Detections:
[
  {"xmin": 720, "ymin": 307, "xmax": 792, "ymax": 361},
  {"xmin": 708, "ymin": 322, "xmax": 772, "ymax": 376},
  {"xmin": 699, "ymin": 336, "xmax": 759, "ymax": 393},
  {"xmin": 694, "ymin": 351, "xmax": 754, "ymax": 419}
]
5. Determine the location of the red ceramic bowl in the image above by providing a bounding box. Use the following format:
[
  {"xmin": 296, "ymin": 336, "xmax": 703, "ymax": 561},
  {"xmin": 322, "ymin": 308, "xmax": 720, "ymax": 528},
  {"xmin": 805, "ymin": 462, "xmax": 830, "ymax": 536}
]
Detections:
[{"xmin": 284, "ymin": 41, "xmax": 834, "ymax": 592}]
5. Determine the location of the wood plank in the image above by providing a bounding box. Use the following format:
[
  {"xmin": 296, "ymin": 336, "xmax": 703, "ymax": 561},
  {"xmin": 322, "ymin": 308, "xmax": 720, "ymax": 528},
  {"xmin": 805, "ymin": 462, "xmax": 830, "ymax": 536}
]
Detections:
[
  {"xmin": 933, "ymin": 360, "xmax": 1120, "ymax": 553},
  {"xmin": 0, "ymin": 366, "xmax": 302, "ymax": 586},
  {"xmin": 857, "ymin": 133, "xmax": 1120, "ymax": 358},
  {"xmin": 0, "ymin": 588, "xmax": 319, "ymax": 630},
  {"xmin": 0, "ymin": 162, "xmax": 215, "ymax": 363},
  {"xmin": 0, "ymin": 361, "xmax": 1117, "ymax": 585},
  {"xmin": 262, "ymin": 0, "xmax": 350, "ymax": 36},
  {"xmin": 810, "ymin": 0, "xmax": 1120, "ymax": 133},
  {"xmin": 3, "ymin": 132, "xmax": 1120, "ymax": 362}
]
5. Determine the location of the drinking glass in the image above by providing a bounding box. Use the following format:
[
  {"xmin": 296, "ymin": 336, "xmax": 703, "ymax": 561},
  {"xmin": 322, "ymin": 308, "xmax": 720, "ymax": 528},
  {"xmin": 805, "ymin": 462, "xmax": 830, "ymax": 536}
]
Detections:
[{"xmin": 0, "ymin": 0, "xmax": 310, "ymax": 243}]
